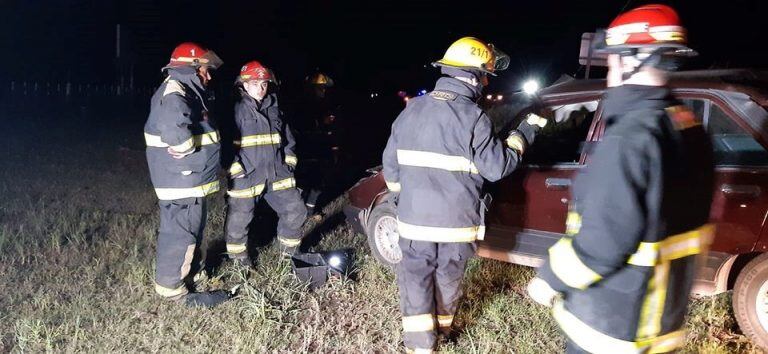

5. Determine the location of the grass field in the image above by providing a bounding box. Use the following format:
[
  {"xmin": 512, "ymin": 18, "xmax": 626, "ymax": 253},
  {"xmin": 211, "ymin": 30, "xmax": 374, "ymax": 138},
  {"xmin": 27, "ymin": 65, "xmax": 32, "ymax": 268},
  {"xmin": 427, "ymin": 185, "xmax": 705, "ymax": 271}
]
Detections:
[{"xmin": 0, "ymin": 104, "xmax": 762, "ymax": 353}]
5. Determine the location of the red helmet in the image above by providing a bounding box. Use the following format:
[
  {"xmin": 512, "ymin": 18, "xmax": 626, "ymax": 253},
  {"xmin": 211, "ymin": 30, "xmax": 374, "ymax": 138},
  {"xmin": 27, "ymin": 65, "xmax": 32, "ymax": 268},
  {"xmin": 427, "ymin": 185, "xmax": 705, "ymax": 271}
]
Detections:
[
  {"xmin": 166, "ymin": 42, "xmax": 223, "ymax": 69},
  {"xmin": 598, "ymin": 4, "xmax": 696, "ymax": 56},
  {"xmin": 239, "ymin": 61, "xmax": 274, "ymax": 82}
]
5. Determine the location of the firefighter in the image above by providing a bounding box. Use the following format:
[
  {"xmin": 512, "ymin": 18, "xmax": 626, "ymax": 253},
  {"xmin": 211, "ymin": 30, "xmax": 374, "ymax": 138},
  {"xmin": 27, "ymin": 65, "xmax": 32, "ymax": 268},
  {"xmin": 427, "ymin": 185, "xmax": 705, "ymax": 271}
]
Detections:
[
  {"xmin": 144, "ymin": 42, "xmax": 230, "ymax": 307},
  {"xmin": 383, "ymin": 37, "xmax": 546, "ymax": 352},
  {"xmin": 299, "ymin": 72, "xmax": 338, "ymax": 218},
  {"xmin": 526, "ymin": 5, "xmax": 715, "ymax": 353},
  {"xmin": 224, "ymin": 61, "xmax": 308, "ymax": 262}
]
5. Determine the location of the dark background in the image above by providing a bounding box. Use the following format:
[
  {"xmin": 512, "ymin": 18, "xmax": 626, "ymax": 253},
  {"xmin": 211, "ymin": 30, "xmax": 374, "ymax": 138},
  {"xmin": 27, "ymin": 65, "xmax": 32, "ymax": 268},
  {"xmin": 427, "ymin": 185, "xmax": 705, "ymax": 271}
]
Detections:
[
  {"xmin": 2, "ymin": 0, "xmax": 767, "ymax": 95},
  {"xmin": 2, "ymin": 0, "xmax": 767, "ymax": 179}
]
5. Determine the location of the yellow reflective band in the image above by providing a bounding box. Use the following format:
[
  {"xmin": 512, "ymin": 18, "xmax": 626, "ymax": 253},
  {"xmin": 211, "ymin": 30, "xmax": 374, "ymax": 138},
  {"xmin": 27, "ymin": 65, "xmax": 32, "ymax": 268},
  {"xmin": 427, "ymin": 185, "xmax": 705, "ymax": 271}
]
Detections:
[
  {"xmin": 173, "ymin": 56, "xmax": 211, "ymax": 64},
  {"xmin": 144, "ymin": 131, "xmax": 220, "ymax": 149},
  {"xmin": 170, "ymin": 137, "xmax": 195, "ymax": 153},
  {"xmin": 646, "ymin": 330, "xmax": 686, "ymax": 353},
  {"xmin": 505, "ymin": 135, "xmax": 525, "ymax": 155},
  {"xmin": 154, "ymin": 180, "xmax": 219, "ymax": 201},
  {"xmin": 637, "ymin": 262, "xmax": 670, "ymax": 340},
  {"xmin": 405, "ymin": 348, "xmax": 435, "ymax": 354},
  {"xmin": 397, "ymin": 220, "xmax": 484, "ymax": 243},
  {"xmin": 386, "ymin": 181, "xmax": 401, "ymax": 192},
  {"xmin": 285, "ymin": 155, "xmax": 298, "ymax": 166},
  {"xmin": 227, "ymin": 243, "xmax": 247, "ymax": 254},
  {"xmin": 155, "ymin": 283, "xmax": 188, "ymax": 298},
  {"xmin": 397, "ymin": 149, "xmax": 478, "ymax": 174},
  {"xmin": 565, "ymin": 211, "xmax": 582, "ymax": 236},
  {"xmin": 627, "ymin": 225, "xmax": 714, "ymax": 266},
  {"xmin": 229, "ymin": 162, "xmax": 244, "ymax": 176},
  {"xmin": 235, "ymin": 133, "xmax": 282, "ymax": 147},
  {"xmin": 649, "ymin": 31, "xmax": 685, "ymax": 42},
  {"xmin": 278, "ymin": 237, "xmax": 301, "ymax": 247},
  {"xmin": 402, "ymin": 314, "xmax": 435, "ymax": 333},
  {"xmin": 553, "ymin": 299, "xmax": 642, "ymax": 354},
  {"xmin": 548, "ymin": 238, "xmax": 602, "ymax": 290},
  {"xmin": 660, "ymin": 230, "xmax": 705, "ymax": 261},
  {"xmin": 272, "ymin": 177, "xmax": 296, "ymax": 191},
  {"xmin": 227, "ymin": 184, "xmax": 265, "ymax": 198},
  {"xmin": 627, "ymin": 242, "xmax": 660, "ymax": 267},
  {"xmin": 437, "ymin": 315, "xmax": 454, "ymax": 328}
]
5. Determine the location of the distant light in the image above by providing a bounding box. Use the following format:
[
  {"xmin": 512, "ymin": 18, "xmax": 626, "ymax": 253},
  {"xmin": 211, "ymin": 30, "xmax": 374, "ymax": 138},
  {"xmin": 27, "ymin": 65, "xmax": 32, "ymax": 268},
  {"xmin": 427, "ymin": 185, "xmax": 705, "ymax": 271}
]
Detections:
[
  {"xmin": 404, "ymin": 96, "xmax": 410, "ymax": 102},
  {"xmin": 522, "ymin": 80, "xmax": 540, "ymax": 95},
  {"xmin": 486, "ymin": 94, "xmax": 492, "ymax": 100},
  {"xmin": 328, "ymin": 255, "xmax": 342, "ymax": 268},
  {"xmin": 397, "ymin": 90, "xmax": 407, "ymax": 98},
  {"xmin": 496, "ymin": 94, "xmax": 503, "ymax": 101},
  {"xmin": 420, "ymin": 89, "xmax": 427, "ymax": 95}
]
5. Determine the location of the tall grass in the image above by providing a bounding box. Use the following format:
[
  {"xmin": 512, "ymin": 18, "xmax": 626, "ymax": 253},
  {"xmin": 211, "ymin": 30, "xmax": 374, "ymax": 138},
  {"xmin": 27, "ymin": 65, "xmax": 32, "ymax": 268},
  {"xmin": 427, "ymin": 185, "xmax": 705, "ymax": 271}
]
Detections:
[{"xmin": 0, "ymin": 106, "xmax": 761, "ymax": 353}]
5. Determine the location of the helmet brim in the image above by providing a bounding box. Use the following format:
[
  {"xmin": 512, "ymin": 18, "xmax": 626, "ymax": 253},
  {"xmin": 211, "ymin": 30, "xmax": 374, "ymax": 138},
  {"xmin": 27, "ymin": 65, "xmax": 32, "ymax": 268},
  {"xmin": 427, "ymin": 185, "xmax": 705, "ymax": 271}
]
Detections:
[
  {"xmin": 592, "ymin": 29, "xmax": 697, "ymax": 57},
  {"xmin": 432, "ymin": 60, "xmax": 498, "ymax": 76}
]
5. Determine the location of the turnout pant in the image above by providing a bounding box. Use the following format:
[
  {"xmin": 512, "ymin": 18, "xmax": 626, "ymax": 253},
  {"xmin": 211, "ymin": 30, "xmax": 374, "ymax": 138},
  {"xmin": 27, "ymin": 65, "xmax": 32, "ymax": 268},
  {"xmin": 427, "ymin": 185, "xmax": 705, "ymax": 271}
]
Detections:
[
  {"xmin": 225, "ymin": 187, "xmax": 307, "ymax": 256},
  {"xmin": 396, "ymin": 238, "xmax": 475, "ymax": 351},
  {"xmin": 155, "ymin": 197, "xmax": 207, "ymax": 299}
]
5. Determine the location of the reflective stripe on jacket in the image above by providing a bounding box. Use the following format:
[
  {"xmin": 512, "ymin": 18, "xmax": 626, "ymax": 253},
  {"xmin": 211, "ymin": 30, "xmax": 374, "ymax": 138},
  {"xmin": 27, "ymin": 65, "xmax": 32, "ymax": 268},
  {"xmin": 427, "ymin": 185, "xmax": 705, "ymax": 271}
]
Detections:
[
  {"xmin": 144, "ymin": 68, "xmax": 221, "ymax": 200},
  {"xmin": 382, "ymin": 77, "xmax": 522, "ymax": 242}
]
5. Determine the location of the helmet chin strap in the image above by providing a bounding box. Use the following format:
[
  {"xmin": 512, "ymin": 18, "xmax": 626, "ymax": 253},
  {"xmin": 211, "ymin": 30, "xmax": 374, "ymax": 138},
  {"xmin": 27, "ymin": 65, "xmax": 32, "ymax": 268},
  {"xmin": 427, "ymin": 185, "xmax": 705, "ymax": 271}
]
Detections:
[{"xmin": 621, "ymin": 48, "xmax": 683, "ymax": 81}]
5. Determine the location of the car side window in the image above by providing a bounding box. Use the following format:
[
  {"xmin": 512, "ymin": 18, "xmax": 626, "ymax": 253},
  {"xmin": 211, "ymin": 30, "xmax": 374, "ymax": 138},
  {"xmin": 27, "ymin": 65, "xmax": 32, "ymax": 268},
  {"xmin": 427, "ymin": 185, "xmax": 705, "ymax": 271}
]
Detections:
[
  {"xmin": 522, "ymin": 101, "xmax": 599, "ymax": 165},
  {"xmin": 679, "ymin": 98, "xmax": 768, "ymax": 166}
]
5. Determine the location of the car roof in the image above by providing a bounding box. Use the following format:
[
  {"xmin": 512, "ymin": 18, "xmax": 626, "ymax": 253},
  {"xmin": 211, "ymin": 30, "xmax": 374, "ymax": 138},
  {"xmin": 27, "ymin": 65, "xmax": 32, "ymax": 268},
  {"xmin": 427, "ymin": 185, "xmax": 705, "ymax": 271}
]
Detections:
[{"xmin": 540, "ymin": 69, "xmax": 768, "ymax": 106}]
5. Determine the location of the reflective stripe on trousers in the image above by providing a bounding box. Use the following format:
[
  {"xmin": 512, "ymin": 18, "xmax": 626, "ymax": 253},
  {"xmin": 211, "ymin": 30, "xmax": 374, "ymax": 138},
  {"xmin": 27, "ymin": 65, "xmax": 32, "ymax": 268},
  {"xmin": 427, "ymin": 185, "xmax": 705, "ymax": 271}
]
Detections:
[
  {"xmin": 397, "ymin": 239, "xmax": 474, "ymax": 351},
  {"xmin": 155, "ymin": 198, "xmax": 206, "ymax": 299}
]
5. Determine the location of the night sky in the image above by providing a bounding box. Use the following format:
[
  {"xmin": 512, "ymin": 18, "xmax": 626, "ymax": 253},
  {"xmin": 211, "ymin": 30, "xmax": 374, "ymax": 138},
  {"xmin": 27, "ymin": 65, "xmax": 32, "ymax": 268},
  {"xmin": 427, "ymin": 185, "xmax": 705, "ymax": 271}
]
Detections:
[{"xmin": 3, "ymin": 0, "xmax": 767, "ymax": 94}]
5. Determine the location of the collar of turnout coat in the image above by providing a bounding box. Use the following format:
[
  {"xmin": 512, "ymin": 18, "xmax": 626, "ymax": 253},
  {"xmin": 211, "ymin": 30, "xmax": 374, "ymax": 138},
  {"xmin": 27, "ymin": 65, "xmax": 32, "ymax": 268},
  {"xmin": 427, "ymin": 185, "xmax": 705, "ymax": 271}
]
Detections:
[
  {"xmin": 433, "ymin": 76, "xmax": 483, "ymax": 101},
  {"xmin": 166, "ymin": 67, "xmax": 211, "ymax": 110},
  {"xmin": 601, "ymin": 85, "xmax": 673, "ymax": 125},
  {"xmin": 238, "ymin": 87, "xmax": 277, "ymax": 112}
]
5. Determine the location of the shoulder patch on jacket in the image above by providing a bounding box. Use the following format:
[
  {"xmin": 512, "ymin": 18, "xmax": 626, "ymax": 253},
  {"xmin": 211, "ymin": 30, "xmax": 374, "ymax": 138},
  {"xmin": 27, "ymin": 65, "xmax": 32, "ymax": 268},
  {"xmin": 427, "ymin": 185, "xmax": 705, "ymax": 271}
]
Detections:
[
  {"xmin": 429, "ymin": 90, "xmax": 457, "ymax": 101},
  {"xmin": 665, "ymin": 105, "xmax": 700, "ymax": 131},
  {"xmin": 163, "ymin": 80, "xmax": 185, "ymax": 97}
]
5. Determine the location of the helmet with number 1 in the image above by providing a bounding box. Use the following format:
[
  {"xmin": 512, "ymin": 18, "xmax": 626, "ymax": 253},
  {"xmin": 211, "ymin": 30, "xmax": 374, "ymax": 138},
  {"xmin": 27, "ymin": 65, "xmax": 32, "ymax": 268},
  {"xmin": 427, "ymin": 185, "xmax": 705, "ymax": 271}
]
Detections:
[
  {"xmin": 165, "ymin": 42, "xmax": 223, "ymax": 69},
  {"xmin": 432, "ymin": 37, "xmax": 510, "ymax": 76}
]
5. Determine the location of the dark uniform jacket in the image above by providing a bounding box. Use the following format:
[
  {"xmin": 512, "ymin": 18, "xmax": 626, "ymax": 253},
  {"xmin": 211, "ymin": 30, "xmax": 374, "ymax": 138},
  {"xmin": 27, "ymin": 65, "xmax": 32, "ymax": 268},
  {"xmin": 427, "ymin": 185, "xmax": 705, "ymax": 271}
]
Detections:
[
  {"xmin": 227, "ymin": 89, "xmax": 298, "ymax": 197},
  {"xmin": 144, "ymin": 67, "xmax": 221, "ymax": 200},
  {"xmin": 537, "ymin": 85, "xmax": 715, "ymax": 353},
  {"xmin": 382, "ymin": 77, "xmax": 523, "ymax": 242}
]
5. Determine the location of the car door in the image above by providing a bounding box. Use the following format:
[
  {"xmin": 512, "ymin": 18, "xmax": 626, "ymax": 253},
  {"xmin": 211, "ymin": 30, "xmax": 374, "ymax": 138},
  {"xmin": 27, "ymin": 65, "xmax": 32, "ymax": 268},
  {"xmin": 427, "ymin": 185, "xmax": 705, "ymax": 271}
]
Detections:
[
  {"xmin": 673, "ymin": 93, "xmax": 768, "ymax": 253},
  {"xmin": 480, "ymin": 97, "xmax": 601, "ymax": 265}
]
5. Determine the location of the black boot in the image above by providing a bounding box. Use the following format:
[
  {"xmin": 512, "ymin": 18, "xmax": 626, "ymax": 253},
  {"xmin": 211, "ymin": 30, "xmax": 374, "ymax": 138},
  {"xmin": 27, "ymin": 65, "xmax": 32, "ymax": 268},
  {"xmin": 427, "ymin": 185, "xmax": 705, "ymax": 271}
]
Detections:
[{"xmin": 184, "ymin": 290, "xmax": 231, "ymax": 308}]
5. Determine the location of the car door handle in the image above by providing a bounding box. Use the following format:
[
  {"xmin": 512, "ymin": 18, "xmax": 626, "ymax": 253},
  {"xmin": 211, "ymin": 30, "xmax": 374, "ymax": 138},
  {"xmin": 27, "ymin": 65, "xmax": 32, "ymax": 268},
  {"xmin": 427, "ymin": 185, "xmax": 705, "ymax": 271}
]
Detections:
[
  {"xmin": 546, "ymin": 178, "xmax": 572, "ymax": 191},
  {"xmin": 721, "ymin": 184, "xmax": 761, "ymax": 198}
]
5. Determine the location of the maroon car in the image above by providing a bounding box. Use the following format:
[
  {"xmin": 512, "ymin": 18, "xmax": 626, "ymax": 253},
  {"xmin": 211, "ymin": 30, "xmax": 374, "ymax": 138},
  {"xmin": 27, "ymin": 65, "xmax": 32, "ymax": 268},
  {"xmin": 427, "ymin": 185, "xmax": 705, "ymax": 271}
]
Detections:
[{"xmin": 345, "ymin": 69, "xmax": 768, "ymax": 348}]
